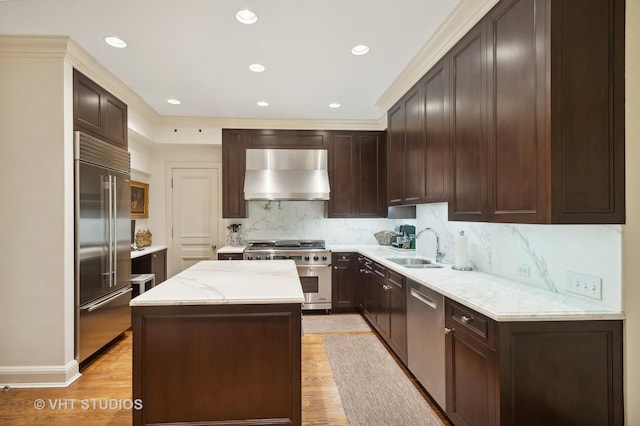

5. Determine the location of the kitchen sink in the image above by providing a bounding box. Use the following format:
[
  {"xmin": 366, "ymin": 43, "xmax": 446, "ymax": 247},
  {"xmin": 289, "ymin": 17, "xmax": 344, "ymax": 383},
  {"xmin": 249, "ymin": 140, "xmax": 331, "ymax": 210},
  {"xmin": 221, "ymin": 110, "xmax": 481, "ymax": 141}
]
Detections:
[{"xmin": 386, "ymin": 257, "xmax": 444, "ymax": 269}]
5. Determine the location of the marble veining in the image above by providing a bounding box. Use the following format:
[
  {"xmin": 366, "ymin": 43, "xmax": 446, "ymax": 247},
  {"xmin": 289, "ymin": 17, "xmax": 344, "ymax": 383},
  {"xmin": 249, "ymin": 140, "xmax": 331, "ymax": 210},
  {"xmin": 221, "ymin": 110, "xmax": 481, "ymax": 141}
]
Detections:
[{"xmin": 130, "ymin": 260, "xmax": 304, "ymax": 306}]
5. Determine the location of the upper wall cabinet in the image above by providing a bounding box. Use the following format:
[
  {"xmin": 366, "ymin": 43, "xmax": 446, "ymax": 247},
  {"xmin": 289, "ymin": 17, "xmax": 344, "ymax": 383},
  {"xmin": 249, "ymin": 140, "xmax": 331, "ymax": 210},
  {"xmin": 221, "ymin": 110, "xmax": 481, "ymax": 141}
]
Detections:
[
  {"xmin": 73, "ymin": 69, "xmax": 128, "ymax": 149},
  {"xmin": 388, "ymin": 58, "xmax": 450, "ymax": 207},
  {"xmin": 222, "ymin": 129, "xmax": 387, "ymax": 219},
  {"xmin": 222, "ymin": 130, "xmax": 247, "ymax": 218},
  {"xmin": 328, "ymin": 131, "xmax": 386, "ymax": 218},
  {"xmin": 448, "ymin": 0, "xmax": 624, "ymax": 224}
]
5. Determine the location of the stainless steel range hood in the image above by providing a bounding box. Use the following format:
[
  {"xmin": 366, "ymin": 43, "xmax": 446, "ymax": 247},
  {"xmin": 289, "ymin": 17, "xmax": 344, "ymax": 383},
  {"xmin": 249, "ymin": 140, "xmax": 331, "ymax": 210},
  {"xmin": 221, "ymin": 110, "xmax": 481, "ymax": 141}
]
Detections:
[{"xmin": 244, "ymin": 149, "xmax": 330, "ymax": 200}]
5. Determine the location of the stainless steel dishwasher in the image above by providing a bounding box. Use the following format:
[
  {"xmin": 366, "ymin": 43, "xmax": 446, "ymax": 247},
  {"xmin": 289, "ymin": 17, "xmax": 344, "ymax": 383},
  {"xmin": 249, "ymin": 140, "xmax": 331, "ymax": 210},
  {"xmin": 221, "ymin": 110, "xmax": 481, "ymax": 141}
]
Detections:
[{"xmin": 406, "ymin": 279, "xmax": 446, "ymax": 410}]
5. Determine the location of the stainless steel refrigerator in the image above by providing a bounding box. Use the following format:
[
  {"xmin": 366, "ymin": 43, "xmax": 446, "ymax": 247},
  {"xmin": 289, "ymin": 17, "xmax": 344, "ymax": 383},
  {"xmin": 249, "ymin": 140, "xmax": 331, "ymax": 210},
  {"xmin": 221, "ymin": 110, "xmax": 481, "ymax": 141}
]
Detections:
[{"xmin": 74, "ymin": 131, "xmax": 132, "ymax": 364}]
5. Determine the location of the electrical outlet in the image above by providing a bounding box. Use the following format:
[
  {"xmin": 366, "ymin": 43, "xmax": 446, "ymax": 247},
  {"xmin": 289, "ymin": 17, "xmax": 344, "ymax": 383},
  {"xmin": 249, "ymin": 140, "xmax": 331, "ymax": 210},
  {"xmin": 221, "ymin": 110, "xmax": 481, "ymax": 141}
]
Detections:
[
  {"xmin": 517, "ymin": 264, "xmax": 530, "ymax": 277},
  {"xmin": 566, "ymin": 271, "xmax": 603, "ymax": 300}
]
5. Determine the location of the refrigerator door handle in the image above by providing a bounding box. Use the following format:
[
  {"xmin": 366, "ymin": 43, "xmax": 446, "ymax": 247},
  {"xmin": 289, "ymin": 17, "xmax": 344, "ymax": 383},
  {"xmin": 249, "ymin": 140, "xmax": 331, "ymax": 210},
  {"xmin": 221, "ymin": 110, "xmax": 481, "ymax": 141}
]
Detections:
[
  {"xmin": 82, "ymin": 287, "xmax": 132, "ymax": 313},
  {"xmin": 107, "ymin": 175, "xmax": 114, "ymax": 288},
  {"xmin": 111, "ymin": 174, "xmax": 117, "ymax": 287}
]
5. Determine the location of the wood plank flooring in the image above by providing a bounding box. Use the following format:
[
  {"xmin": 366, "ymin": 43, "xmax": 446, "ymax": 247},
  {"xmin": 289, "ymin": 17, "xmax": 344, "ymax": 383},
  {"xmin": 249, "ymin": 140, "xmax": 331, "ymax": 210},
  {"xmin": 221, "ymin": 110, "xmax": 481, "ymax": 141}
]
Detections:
[{"xmin": 0, "ymin": 325, "xmax": 449, "ymax": 425}]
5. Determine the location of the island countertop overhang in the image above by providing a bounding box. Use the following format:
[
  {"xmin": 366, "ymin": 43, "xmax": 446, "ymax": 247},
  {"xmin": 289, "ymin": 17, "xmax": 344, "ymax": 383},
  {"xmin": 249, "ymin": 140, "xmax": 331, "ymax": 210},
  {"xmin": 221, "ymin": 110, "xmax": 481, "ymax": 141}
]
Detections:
[{"xmin": 129, "ymin": 259, "xmax": 304, "ymax": 307}]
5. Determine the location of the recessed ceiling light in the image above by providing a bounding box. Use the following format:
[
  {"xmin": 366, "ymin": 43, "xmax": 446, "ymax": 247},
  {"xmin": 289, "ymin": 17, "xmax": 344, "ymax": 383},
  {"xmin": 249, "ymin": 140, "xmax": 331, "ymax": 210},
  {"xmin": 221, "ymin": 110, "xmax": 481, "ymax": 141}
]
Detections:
[
  {"xmin": 249, "ymin": 63, "xmax": 266, "ymax": 73},
  {"xmin": 257, "ymin": 101, "xmax": 269, "ymax": 107},
  {"xmin": 351, "ymin": 44, "xmax": 370, "ymax": 56},
  {"xmin": 329, "ymin": 103, "xmax": 342, "ymax": 109},
  {"xmin": 104, "ymin": 36, "xmax": 127, "ymax": 49},
  {"xmin": 167, "ymin": 99, "xmax": 181, "ymax": 105},
  {"xmin": 236, "ymin": 9, "xmax": 257, "ymax": 24}
]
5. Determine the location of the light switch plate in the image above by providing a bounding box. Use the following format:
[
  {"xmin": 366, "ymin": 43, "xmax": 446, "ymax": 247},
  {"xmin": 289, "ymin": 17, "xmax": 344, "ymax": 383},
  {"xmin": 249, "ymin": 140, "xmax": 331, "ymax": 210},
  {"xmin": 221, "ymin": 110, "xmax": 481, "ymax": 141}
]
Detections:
[{"xmin": 566, "ymin": 271, "xmax": 603, "ymax": 300}]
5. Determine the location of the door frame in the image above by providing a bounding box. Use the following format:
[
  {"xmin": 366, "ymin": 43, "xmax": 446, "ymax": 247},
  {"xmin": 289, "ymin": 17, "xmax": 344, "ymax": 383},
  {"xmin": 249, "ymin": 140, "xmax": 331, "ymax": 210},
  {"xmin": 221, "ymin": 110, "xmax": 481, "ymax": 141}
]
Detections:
[{"xmin": 164, "ymin": 162, "xmax": 224, "ymax": 278}]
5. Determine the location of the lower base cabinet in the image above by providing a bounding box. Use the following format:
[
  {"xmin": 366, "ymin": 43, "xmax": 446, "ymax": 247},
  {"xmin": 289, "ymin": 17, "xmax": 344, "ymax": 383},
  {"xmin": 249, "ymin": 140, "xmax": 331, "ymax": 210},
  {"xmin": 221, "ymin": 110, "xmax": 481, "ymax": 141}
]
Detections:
[
  {"xmin": 445, "ymin": 298, "xmax": 623, "ymax": 426},
  {"xmin": 331, "ymin": 253, "xmax": 360, "ymax": 312},
  {"xmin": 132, "ymin": 249, "xmax": 167, "ymax": 285}
]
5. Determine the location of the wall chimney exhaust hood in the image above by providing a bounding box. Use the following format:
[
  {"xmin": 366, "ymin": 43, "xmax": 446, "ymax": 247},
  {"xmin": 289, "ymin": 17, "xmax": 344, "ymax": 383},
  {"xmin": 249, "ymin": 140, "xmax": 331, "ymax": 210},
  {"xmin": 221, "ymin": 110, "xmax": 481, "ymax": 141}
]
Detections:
[{"xmin": 244, "ymin": 149, "xmax": 330, "ymax": 200}]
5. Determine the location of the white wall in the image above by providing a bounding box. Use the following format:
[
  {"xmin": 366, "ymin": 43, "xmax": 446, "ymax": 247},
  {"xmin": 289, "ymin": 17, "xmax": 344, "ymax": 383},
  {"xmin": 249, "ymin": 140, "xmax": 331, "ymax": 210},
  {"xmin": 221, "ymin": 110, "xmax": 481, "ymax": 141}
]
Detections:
[
  {"xmin": 623, "ymin": 1, "xmax": 640, "ymax": 423},
  {"xmin": 0, "ymin": 42, "xmax": 78, "ymax": 385}
]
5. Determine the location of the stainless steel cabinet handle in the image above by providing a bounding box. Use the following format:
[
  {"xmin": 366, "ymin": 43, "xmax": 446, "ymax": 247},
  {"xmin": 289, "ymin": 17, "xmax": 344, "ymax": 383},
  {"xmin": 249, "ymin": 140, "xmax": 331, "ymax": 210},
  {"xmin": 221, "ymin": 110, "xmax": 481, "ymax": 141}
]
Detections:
[
  {"xmin": 461, "ymin": 315, "xmax": 472, "ymax": 324},
  {"xmin": 444, "ymin": 327, "xmax": 454, "ymax": 335},
  {"xmin": 82, "ymin": 287, "xmax": 133, "ymax": 313}
]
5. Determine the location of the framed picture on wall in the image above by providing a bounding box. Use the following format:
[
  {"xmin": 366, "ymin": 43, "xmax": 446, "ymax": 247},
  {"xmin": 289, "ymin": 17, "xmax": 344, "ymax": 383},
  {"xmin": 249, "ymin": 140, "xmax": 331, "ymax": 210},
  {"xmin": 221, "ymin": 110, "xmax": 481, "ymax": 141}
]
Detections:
[{"xmin": 131, "ymin": 181, "xmax": 149, "ymax": 219}]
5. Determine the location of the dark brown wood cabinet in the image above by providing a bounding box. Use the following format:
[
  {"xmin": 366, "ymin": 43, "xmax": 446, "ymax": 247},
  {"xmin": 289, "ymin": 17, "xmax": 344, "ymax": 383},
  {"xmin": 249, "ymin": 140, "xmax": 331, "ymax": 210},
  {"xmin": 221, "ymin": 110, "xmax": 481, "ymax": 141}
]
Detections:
[
  {"xmin": 222, "ymin": 130, "xmax": 247, "ymax": 218},
  {"xmin": 422, "ymin": 57, "xmax": 450, "ymax": 203},
  {"xmin": 331, "ymin": 252, "xmax": 360, "ymax": 312},
  {"xmin": 132, "ymin": 248, "xmax": 168, "ymax": 285},
  {"xmin": 328, "ymin": 132, "xmax": 386, "ymax": 218},
  {"xmin": 448, "ymin": 21, "xmax": 488, "ymax": 222},
  {"xmin": 447, "ymin": 0, "xmax": 625, "ymax": 224},
  {"xmin": 387, "ymin": 58, "xmax": 450, "ymax": 207},
  {"xmin": 132, "ymin": 303, "xmax": 301, "ymax": 425},
  {"xmin": 73, "ymin": 69, "xmax": 128, "ymax": 149},
  {"xmin": 217, "ymin": 252, "xmax": 244, "ymax": 260},
  {"xmin": 386, "ymin": 269, "xmax": 407, "ymax": 363},
  {"xmin": 222, "ymin": 128, "xmax": 387, "ymax": 218},
  {"xmin": 358, "ymin": 256, "xmax": 407, "ymax": 362},
  {"xmin": 445, "ymin": 298, "xmax": 624, "ymax": 426}
]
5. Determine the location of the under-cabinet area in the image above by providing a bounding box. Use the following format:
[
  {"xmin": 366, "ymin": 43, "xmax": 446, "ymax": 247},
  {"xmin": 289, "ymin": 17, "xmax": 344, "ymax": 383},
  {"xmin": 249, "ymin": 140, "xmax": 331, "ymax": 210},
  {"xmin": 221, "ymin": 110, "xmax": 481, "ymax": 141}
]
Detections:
[{"xmin": 331, "ymin": 248, "xmax": 624, "ymax": 426}]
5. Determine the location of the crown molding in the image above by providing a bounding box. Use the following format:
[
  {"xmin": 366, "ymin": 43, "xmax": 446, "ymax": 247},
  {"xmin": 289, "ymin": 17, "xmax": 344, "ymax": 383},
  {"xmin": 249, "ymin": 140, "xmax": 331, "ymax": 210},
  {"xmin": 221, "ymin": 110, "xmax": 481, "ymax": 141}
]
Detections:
[
  {"xmin": 376, "ymin": 0, "xmax": 500, "ymax": 112},
  {"xmin": 0, "ymin": 35, "xmax": 69, "ymax": 58},
  {"xmin": 155, "ymin": 115, "xmax": 387, "ymax": 131}
]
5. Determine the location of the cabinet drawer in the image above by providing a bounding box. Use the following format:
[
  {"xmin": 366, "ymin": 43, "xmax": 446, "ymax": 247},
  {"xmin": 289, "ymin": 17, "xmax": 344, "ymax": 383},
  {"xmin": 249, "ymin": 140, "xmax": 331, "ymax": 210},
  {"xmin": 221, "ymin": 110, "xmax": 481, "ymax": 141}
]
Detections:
[
  {"xmin": 217, "ymin": 253, "xmax": 244, "ymax": 261},
  {"xmin": 387, "ymin": 270, "xmax": 404, "ymax": 290},
  {"xmin": 372, "ymin": 262, "xmax": 387, "ymax": 282},
  {"xmin": 333, "ymin": 253, "xmax": 355, "ymax": 264},
  {"xmin": 446, "ymin": 299, "xmax": 496, "ymax": 349}
]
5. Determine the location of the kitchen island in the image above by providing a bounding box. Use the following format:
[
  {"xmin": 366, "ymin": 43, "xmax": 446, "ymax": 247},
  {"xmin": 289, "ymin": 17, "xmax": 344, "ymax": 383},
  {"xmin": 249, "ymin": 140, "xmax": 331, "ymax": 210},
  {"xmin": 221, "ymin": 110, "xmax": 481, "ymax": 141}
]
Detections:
[{"xmin": 130, "ymin": 260, "xmax": 304, "ymax": 426}]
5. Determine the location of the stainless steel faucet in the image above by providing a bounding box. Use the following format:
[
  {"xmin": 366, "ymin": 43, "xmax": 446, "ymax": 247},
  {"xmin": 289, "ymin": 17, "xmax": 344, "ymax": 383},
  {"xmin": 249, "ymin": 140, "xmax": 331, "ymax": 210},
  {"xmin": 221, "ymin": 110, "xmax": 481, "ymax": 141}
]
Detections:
[{"xmin": 417, "ymin": 227, "xmax": 445, "ymax": 263}]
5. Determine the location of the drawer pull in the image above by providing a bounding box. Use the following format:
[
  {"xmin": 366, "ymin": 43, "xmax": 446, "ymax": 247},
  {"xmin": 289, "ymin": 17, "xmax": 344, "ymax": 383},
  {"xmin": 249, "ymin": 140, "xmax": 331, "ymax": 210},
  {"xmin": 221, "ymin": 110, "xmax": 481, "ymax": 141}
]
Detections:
[
  {"xmin": 444, "ymin": 327, "xmax": 454, "ymax": 335},
  {"xmin": 461, "ymin": 315, "xmax": 472, "ymax": 324}
]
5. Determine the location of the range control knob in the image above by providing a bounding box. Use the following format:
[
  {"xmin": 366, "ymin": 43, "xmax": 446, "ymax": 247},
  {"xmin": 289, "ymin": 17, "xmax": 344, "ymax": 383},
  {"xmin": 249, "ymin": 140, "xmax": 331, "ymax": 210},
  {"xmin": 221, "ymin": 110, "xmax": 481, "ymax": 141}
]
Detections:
[
  {"xmin": 322, "ymin": 256, "xmax": 328, "ymax": 261},
  {"xmin": 256, "ymin": 255, "xmax": 262, "ymax": 260},
  {"xmin": 304, "ymin": 256, "xmax": 310, "ymax": 261},
  {"xmin": 313, "ymin": 255, "xmax": 319, "ymax": 261},
  {"xmin": 247, "ymin": 256, "xmax": 253, "ymax": 260}
]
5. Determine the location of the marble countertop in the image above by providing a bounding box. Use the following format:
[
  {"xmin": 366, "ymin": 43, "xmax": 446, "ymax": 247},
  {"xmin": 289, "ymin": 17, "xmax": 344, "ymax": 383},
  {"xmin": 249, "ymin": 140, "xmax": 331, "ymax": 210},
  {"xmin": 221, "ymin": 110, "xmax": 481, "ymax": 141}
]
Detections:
[
  {"xmin": 130, "ymin": 260, "xmax": 304, "ymax": 307},
  {"xmin": 217, "ymin": 244, "xmax": 246, "ymax": 254},
  {"xmin": 131, "ymin": 245, "xmax": 168, "ymax": 259},
  {"xmin": 328, "ymin": 244, "xmax": 624, "ymax": 322}
]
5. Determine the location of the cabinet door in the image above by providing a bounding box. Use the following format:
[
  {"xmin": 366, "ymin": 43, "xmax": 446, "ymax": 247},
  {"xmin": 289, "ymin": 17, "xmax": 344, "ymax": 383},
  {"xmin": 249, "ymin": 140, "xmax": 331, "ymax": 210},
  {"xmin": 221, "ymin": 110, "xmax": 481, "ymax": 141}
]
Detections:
[
  {"xmin": 422, "ymin": 57, "xmax": 450, "ymax": 203},
  {"xmin": 448, "ymin": 23, "xmax": 488, "ymax": 222},
  {"xmin": 486, "ymin": 0, "xmax": 546, "ymax": 223},
  {"xmin": 103, "ymin": 94, "xmax": 128, "ymax": 148},
  {"xmin": 74, "ymin": 71, "xmax": 103, "ymax": 137},
  {"xmin": 331, "ymin": 253, "xmax": 359, "ymax": 311},
  {"xmin": 403, "ymin": 84, "xmax": 424, "ymax": 204},
  {"xmin": 548, "ymin": 0, "xmax": 625, "ymax": 224},
  {"xmin": 360, "ymin": 263, "xmax": 376, "ymax": 323},
  {"xmin": 387, "ymin": 270, "xmax": 407, "ymax": 363},
  {"xmin": 356, "ymin": 132, "xmax": 386, "ymax": 217},
  {"xmin": 222, "ymin": 130, "xmax": 247, "ymax": 218},
  {"xmin": 445, "ymin": 328, "xmax": 498, "ymax": 426},
  {"xmin": 151, "ymin": 249, "xmax": 167, "ymax": 284},
  {"xmin": 387, "ymin": 102, "xmax": 405, "ymax": 205},
  {"xmin": 328, "ymin": 133, "xmax": 356, "ymax": 217}
]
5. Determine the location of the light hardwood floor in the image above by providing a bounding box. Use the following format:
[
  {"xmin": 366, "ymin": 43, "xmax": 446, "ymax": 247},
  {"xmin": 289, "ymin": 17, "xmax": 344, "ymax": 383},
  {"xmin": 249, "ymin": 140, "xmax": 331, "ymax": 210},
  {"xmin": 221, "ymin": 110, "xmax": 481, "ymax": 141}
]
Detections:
[{"xmin": 0, "ymin": 327, "xmax": 449, "ymax": 425}]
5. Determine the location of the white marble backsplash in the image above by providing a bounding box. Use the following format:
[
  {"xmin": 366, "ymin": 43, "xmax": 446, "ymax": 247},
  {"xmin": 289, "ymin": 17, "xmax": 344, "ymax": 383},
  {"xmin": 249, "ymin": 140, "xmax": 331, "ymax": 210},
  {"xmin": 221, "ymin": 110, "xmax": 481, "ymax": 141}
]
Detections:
[
  {"xmin": 415, "ymin": 203, "xmax": 622, "ymax": 310},
  {"xmin": 223, "ymin": 200, "xmax": 622, "ymax": 311},
  {"xmin": 224, "ymin": 201, "xmax": 415, "ymax": 245}
]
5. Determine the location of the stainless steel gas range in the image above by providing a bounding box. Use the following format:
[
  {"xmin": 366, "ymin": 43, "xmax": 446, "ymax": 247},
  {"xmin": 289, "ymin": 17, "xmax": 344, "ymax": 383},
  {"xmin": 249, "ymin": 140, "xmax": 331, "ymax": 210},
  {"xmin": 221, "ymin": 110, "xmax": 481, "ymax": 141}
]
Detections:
[{"xmin": 244, "ymin": 240, "xmax": 331, "ymax": 311}]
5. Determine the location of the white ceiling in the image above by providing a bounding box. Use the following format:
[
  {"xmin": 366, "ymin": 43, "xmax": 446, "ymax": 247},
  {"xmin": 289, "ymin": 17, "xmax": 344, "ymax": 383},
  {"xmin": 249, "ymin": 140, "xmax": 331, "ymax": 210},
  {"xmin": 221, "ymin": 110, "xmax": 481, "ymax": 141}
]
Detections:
[{"xmin": 0, "ymin": 0, "xmax": 460, "ymax": 121}]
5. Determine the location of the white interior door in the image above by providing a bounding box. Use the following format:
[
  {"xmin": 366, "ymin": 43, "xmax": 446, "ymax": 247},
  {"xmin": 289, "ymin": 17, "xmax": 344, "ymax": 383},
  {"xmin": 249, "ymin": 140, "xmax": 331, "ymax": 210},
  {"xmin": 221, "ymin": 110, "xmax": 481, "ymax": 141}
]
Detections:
[{"xmin": 171, "ymin": 167, "xmax": 220, "ymax": 273}]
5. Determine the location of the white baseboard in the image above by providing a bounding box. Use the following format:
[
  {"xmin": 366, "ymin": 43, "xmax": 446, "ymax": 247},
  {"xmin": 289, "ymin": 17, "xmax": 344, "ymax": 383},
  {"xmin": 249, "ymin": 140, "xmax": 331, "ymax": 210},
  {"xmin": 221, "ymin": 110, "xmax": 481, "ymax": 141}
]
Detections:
[{"xmin": 0, "ymin": 360, "xmax": 81, "ymax": 388}]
